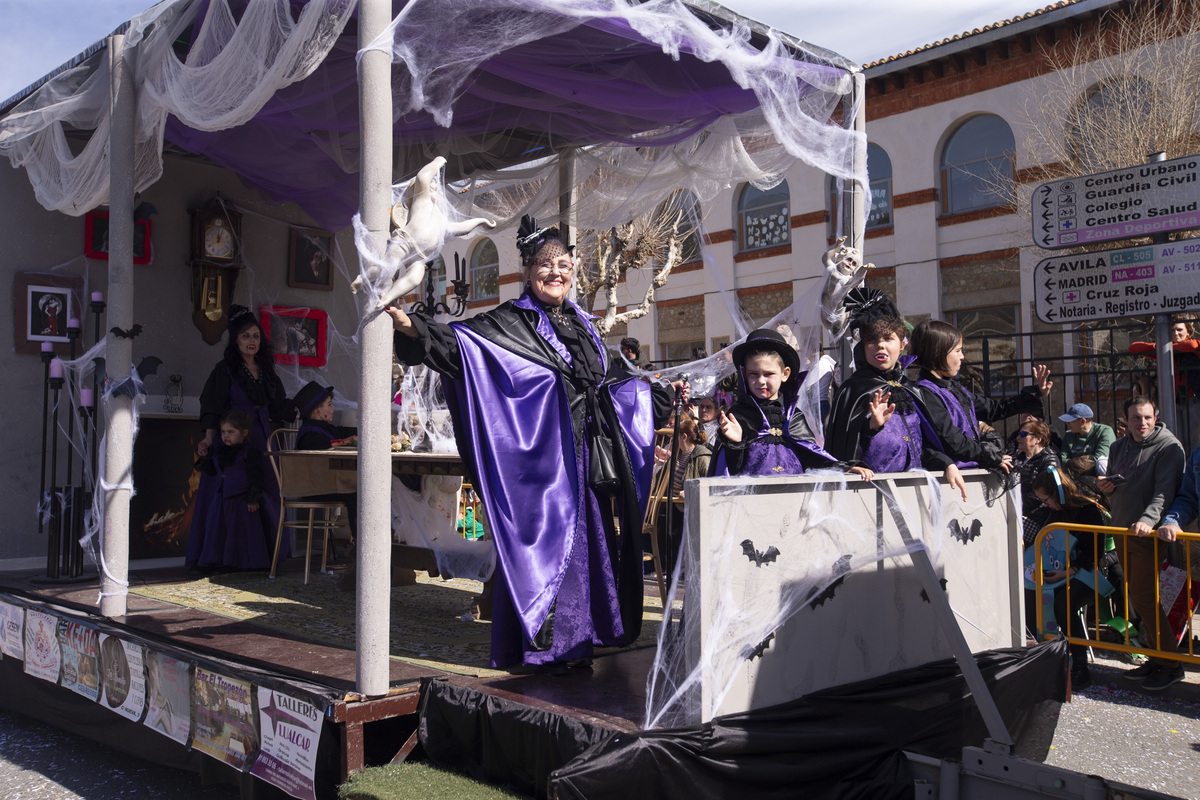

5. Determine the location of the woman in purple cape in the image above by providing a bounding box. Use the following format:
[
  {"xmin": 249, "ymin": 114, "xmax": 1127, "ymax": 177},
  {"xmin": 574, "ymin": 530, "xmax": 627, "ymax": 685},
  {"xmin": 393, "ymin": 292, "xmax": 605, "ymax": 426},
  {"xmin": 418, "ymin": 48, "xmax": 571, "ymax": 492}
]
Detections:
[{"xmin": 388, "ymin": 216, "xmax": 680, "ymax": 671}]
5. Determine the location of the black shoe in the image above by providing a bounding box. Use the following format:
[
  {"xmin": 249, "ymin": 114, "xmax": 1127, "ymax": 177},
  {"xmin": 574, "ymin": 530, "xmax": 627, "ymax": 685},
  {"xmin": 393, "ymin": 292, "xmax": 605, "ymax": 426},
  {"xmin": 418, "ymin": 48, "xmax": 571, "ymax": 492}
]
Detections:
[
  {"xmin": 538, "ymin": 661, "xmax": 570, "ymax": 677},
  {"xmin": 1071, "ymin": 667, "xmax": 1092, "ymax": 692},
  {"xmin": 1124, "ymin": 661, "xmax": 1156, "ymax": 681},
  {"xmin": 1142, "ymin": 664, "xmax": 1185, "ymax": 692}
]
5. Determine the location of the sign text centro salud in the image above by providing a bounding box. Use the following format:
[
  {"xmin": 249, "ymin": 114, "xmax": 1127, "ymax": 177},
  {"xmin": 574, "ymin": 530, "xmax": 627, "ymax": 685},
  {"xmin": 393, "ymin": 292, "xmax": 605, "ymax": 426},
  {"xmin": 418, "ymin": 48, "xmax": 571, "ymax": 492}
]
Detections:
[{"xmin": 1033, "ymin": 154, "xmax": 1200, "ymax": 249}]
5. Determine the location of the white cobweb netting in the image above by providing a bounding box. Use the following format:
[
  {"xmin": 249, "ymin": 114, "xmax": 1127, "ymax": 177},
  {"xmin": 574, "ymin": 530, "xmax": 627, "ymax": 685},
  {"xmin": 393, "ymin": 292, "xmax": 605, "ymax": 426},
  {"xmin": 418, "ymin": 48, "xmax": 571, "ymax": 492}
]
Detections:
[
  {"xmin": 642, "ymin": 469, "xmax": 1025, "ymax": 730},
  {"xmin": 0, "ymin": 0, "xmax": 355, "ymax": 216}
]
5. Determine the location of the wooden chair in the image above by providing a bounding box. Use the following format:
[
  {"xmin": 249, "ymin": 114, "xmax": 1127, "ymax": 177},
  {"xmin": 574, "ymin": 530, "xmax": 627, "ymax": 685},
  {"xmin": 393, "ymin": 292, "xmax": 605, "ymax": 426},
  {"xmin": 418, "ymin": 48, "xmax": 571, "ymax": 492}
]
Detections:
[
  {"xmin": 266, "ymin": 428, "xmax": 347, "ymax": 584},
  {"xmin": 642, "ymin": 429, "xmax": 674, "ymax": 604}
]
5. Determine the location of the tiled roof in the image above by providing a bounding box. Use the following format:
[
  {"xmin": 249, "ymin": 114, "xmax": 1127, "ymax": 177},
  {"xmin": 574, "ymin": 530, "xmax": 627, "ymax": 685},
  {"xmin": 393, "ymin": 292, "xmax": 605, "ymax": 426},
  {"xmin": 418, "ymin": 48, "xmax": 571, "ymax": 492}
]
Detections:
[{"xmin": 863, "ymin": 1, "xmax": 1080, "ymax": 68}]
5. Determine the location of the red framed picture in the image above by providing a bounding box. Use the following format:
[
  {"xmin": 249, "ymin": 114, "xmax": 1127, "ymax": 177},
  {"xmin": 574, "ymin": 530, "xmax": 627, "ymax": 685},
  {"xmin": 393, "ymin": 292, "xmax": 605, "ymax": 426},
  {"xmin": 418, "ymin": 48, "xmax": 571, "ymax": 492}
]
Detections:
[
  {"xmin": 84, "ymin": 210, "xmax": 152, "ymax": 264},
  {"xmin": 260, "ymin": 305, "xmax": 328, "ymax": 367}
]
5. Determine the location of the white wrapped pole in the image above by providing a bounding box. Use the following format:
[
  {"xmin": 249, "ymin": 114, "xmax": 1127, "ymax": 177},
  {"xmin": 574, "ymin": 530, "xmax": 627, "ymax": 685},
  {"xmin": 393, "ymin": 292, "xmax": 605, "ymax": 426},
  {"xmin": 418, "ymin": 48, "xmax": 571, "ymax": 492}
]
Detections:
[
  {"xmin": 356, "ymin": 0, "xmax": 393, "ymax": 697},
  {"xmin": 100, "ymin": 34, "xmax": 135, "ymax": 618}
]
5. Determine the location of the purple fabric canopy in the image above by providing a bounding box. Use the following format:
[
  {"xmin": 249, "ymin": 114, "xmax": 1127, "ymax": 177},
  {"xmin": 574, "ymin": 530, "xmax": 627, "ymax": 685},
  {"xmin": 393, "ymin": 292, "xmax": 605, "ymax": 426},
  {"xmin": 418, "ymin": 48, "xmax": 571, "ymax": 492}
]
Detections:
[{"xmin": 163, "ymin": 3, "xmax": 836, "ymax": 230}]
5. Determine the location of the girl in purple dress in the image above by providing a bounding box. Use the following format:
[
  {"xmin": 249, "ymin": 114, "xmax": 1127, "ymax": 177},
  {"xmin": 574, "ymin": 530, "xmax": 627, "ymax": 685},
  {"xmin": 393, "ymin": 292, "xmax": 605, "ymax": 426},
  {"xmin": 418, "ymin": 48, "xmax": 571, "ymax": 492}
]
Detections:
[
  {"xmin": 908, "ymin": 319, "xmax": 1051, "ymax": 490},
  {"xmin": 712, "ymin": 327, "xmax": 871, "ymax": 481},
  {"xmin": 191, "ymin": 410, "xmax": 272, "ymax": 571}
]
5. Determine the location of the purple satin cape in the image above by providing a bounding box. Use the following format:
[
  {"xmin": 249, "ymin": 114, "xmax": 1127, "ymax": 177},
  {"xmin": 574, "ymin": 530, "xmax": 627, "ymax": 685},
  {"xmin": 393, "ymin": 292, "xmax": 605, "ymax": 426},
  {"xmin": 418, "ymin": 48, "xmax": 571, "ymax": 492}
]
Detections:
[
  {"xmin": 442, "ymin": 297, "xmax": 654, "ymax": 648},
  {"xmin": 917, "ymin": 379, "xmax": 980, "ymax": 470}
]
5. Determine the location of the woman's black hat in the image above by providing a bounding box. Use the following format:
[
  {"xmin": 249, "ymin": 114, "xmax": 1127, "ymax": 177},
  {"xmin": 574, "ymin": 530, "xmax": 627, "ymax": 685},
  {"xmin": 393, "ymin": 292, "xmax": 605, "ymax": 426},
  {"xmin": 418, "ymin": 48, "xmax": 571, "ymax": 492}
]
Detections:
[
  {"xmin": 732, "ymin": 328, "xmax": 801, "ymax": 375},
  {"xmin": 294, "ymin": 381, "xmax": 334, "ymax": 418},
  {"xmin": 516, "ymin": 214, "xmax": 575, "ymax": 267}
]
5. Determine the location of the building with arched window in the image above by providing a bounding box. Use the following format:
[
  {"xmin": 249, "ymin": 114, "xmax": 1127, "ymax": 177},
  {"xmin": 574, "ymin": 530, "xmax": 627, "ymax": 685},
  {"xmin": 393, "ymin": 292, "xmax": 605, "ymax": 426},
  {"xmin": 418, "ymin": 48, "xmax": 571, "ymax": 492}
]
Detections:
[{"xmin": 435, "ymin": 1, "xmax": 1180, "ymax": 389}]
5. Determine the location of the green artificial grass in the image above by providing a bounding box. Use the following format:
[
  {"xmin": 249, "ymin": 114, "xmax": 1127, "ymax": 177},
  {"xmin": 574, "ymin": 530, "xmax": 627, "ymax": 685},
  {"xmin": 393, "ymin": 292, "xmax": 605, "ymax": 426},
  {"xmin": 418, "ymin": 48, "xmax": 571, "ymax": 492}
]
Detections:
[{"xmin": 339, "ymin": 762, "xmax": 533, "ymax": 800}]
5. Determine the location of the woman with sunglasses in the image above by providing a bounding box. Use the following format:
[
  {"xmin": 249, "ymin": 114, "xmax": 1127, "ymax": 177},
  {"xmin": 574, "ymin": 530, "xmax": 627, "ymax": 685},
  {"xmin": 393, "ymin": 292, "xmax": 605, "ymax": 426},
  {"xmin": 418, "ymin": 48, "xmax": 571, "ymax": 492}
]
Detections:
[{"xmin": 1016, "ymin": 419, "xmax": 1061, "ymax": 516}]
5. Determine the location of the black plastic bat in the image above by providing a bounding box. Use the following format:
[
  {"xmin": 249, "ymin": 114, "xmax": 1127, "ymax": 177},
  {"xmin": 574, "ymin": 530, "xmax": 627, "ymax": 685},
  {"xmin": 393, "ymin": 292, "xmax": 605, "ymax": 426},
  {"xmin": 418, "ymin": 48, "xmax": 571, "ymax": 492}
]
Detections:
[
  {"xmin": 740, "ymin": 539, "xmax": 780, "ymax": 567},
  {"xmin": 920, "ymin": 577, "xmax": 950, "ymax": 603},
  {"xmin": 948, "ymin": 518, "xmax": 983, "ymax": 544},
  {"xmin": 742, "ymin": 632, "xmax": 775, "ymax": 661},
  {"xmin": 110, "ymin": 323, "xmax": 144, "ymax": 339},
  {"xmin": 94, "ymin": 355, "xmax": 163, "ymax": 399},
  {"xmin": 807, "ymin": 555, "xmax": 853, "ymax": 610}
]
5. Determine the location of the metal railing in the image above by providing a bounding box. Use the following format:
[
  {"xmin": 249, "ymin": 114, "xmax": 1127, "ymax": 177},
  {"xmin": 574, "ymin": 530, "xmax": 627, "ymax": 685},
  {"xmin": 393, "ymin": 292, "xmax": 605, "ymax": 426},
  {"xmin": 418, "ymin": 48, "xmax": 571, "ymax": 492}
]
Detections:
[
  {"xmin": 964, "ymin": 323, "xmax": 1199, "ymax": 451},
  {"xmin": 1031, "ymin": 523, "xmax": 1200, "ymax": 666}
]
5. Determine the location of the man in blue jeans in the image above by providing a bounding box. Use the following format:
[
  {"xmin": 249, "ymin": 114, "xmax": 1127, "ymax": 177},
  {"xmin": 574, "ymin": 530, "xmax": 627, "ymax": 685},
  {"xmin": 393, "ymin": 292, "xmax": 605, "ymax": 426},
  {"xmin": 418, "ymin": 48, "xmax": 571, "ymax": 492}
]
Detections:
[{"xmin": 1100, "ymin": 397, "xmax": 1186, "ymax": 692}]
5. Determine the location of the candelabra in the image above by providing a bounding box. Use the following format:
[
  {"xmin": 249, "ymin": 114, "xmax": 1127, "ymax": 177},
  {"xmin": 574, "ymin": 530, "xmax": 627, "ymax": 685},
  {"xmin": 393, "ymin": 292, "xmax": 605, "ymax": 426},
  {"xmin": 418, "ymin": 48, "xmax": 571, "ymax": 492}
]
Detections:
[{"xmin": 411, "ymin": 253, "xmax": 470, "ymax": 318}]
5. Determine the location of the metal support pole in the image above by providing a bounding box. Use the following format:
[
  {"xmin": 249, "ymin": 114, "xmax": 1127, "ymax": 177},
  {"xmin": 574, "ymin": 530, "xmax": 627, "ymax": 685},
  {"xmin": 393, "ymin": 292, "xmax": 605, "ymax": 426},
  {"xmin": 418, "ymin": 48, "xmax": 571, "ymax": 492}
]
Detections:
[
  {"xmin": 1147, "ymin": 152, "xmax": 1177, "ymax": 430},
  {"xmin": 100, "ymin": 33, "xmax": 135, "ymax": 618},
  {"xmin": 47, "ymin": 372, "xmax": 64, "ymax": 578},
  {"xmin": 64, "ymin": 321, "xmax": 80, "ymax": 576},
  {"xmin": 38, "ymin": 346, "xmax": 53, "ymax": 534},
  {"xmin": 356, "ymin": 0, "xmax": 394, "ymax": 697}
]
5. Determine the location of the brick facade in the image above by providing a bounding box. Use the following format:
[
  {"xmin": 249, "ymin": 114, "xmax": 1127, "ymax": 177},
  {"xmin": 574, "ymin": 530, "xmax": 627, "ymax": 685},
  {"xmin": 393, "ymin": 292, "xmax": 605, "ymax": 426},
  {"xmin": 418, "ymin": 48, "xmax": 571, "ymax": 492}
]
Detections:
[
  {"xmin": 656, "ymin": 296, "xmax": 705, "ymax": 343},
  {"xmin": 736, "ymin": 282, "xmax": 793, "ymax": 328}
]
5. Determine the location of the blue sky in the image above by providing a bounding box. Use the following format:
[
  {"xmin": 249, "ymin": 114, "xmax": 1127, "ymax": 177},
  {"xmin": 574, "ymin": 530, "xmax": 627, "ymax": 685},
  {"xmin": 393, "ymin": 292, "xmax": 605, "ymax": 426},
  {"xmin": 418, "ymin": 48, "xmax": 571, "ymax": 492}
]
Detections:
[{"xmin": 0, "ymin": 0, "xmax": 1057, "ymax": 104}]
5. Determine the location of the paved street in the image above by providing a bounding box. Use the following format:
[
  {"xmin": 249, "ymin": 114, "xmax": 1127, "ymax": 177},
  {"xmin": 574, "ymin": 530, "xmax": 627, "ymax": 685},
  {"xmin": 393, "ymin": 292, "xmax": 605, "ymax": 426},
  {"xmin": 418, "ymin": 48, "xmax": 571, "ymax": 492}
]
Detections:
[
  {"xmin": 2, "ymin": 657, "xmax": 1199, "ymax": 799},
  {"xmin": 0, "ymin": 709, "xmax": 236, "ymax": 800}
]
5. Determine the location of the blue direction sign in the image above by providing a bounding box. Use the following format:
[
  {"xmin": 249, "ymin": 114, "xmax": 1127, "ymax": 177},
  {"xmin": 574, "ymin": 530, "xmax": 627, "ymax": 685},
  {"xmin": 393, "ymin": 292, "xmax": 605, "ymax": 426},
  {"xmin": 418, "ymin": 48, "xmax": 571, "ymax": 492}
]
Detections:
[
  {"xmin": 1035, "ymin": 242, "xmax": 1200, "ymax": 324},
  {"xmin": 1033, "ymin": 154, "xmax": 1200, "ymax": 249}
]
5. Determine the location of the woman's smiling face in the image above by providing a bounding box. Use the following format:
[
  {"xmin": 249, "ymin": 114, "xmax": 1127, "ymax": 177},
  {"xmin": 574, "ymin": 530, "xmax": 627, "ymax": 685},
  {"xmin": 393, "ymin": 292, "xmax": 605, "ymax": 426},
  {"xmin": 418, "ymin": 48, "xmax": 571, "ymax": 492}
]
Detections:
[{"xmin": 528, "ymin": 243, "xmax": 574, "ymax": 306}]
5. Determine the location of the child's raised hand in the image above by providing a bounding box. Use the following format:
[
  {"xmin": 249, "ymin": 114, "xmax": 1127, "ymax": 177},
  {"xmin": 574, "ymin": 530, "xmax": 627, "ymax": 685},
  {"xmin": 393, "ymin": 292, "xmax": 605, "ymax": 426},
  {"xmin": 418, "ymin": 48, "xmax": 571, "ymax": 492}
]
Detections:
[
  {"xmin": 719, "ymin": 410, "xmax": 742, "ymax": 443},
  {"xmin": 1033, "ymin": 364, "xmax": 1053, "ymax": 396},
  {"xmin": 247, "ymin": 502, "xmax": 260, "ymax": 514},
  {"xmin": 867, "ymin": 389, "xmax": 895, "ymax": 430}
]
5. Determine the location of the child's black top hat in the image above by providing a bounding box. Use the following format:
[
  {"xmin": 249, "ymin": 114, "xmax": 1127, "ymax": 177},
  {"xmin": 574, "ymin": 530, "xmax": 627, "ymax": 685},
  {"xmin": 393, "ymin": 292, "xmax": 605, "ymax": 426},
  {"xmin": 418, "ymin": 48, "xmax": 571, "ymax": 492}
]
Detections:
[
  {"xmin": 731, "ymin": 328, "xmax": 801, "ymax": 375},
  {"xmin": 294, "ymin": 381, "xmax": 334, "ymax": 418}
]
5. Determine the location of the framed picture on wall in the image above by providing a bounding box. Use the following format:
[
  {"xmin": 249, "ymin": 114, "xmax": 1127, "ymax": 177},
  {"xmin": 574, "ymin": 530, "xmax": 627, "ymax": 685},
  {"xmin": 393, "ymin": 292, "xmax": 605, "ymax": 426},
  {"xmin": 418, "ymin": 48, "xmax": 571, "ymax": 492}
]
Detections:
[
  {"xmin": 287, "ymin": 226, "xmax": 334, "ymax": 291},
  {"xmin": 84, "ymin": 210, "xmax": 152, "ymax": 264},
  {"xmin": 260, "ymin": 305, "xmax": 328, "ymax": 367},
  {"xmin": 13, "ymin": 272, "xmax": 84, "ymax": 354}
]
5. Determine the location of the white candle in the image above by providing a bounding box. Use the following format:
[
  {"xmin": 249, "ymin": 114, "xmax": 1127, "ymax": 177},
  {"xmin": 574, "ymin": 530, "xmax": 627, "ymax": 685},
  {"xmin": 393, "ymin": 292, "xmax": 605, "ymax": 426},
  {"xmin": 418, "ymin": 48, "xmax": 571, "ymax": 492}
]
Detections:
[
  {"xmin": 91, "ymin": 291, "xmax": 103, "ymax": 302},
  {"xmin": 41, "ymin": 342, "xmax": 53, "ymax": 353},
  {"xmin": 49, "ymin": 359, "xmax": 64, "ymax": 379},
  {"xmin": 80, "ymin": 387, "xmax": 93, "ymax": 407}
]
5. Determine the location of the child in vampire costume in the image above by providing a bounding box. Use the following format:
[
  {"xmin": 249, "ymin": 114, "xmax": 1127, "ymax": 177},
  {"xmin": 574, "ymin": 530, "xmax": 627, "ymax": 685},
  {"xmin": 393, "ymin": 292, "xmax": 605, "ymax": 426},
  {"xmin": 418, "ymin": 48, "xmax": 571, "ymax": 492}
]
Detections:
[
  {"xmin": 825, "ymin": 289, "xmax": 947, "ymax": 474},
  {"xmin": 711, "ymin": 328, "xmax": 863, "ymax": 478},
  {"xmin": 292, "ymin": 380, "xmax": 359, "ymax": 540},
  {"xmin": 191, "ymin": 410, "xmax": 272, "ymax": 571},
  {"xmin": 909, "ymin": 318, "xmax": 1049, "ymax": 473},
  {"xmin": 389, "ymin": 216, "xmax": 675, "ymax": 670}
]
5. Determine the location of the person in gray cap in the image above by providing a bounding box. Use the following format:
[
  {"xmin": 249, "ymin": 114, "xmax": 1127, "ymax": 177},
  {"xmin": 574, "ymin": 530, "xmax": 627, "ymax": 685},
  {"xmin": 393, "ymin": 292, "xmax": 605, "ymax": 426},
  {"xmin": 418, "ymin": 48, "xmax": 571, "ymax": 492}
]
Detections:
[{"xmin": 1059, "ymin": 402, "xmax": 1116, "ymax": 476}]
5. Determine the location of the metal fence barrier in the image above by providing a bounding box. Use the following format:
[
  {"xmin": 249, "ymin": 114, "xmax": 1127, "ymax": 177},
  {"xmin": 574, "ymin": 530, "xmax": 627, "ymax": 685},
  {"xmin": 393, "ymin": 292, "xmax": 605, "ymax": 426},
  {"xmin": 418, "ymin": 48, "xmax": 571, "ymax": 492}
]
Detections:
[{"xmin": 1031, "ymin": 523, "xmax": 1200, "ymax": 666}]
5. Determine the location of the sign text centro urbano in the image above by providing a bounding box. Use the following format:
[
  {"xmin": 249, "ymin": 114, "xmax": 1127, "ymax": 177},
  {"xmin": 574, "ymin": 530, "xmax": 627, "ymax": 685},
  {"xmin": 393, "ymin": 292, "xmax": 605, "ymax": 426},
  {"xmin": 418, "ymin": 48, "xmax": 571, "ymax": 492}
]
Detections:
[
  {"xmin": 1034, "ymin": 241, "xmax": 1200, "ymax": 324},
  {"xmin": 1032, "ymin": 153, "xmax": 1200, "ymax": 249}
]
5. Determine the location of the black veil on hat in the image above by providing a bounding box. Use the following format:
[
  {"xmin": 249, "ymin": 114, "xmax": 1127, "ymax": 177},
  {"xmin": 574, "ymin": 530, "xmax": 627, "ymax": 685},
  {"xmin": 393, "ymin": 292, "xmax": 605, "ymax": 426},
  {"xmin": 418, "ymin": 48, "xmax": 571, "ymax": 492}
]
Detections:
[
  {"xmin": 843, "ymin": 287, "xmax": 903, "ymax": 341},
  {"xmin": 516, "ymin": 214, "xmax": 575, "ymax": 267},
  {"xmin": 227, "ymin": 303, "xmax": 255, "ymax": 332}
]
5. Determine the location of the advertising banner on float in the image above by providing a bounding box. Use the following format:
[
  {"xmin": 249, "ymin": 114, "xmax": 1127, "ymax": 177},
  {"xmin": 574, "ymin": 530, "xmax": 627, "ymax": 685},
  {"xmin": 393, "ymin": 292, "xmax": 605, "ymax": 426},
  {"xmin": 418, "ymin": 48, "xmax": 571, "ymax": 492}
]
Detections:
[
  {"xmin": 144, "ymin": 650, "xmax": 192, "ymax": 745},
  {"xmin": 100, "ymin": 634, "xmax": 147, "ymax": 722},
  {"xmin": 193, "ymin": 667, "xmax": 259, "ymax": 770},
  {"xmin": 23, "ymin": 609, "xmax": 61, "ymax": 683},
  {"xmin": 250, "ymin": 688, "xmax": 322, "ymax": 800},
  {"xmin": 59, "ymin": 619, "xmax": 100, "ymax": 701},
  {"xmin": 0, "ymin": 600, "xmax": 23, "ymax": 660}
]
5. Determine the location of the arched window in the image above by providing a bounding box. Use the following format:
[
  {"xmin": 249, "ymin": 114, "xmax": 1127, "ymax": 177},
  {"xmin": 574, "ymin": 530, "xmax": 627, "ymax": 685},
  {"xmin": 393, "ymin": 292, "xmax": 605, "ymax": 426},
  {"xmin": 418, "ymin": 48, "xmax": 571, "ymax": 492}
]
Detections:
[
  {"xmin": 427, "ymin": 254, "xmax": 446, "ymax": 303},
  {"xmin": 656, "ymin": 189, "xmax": 702, "ymax": 264},
  {"xmin": 469, "ymin": 238, "xmax": 499, "ymax": 301},
  {"xmin": 1069, "ymin": 77, "xmax": 1156, "ymax": 173},
  {"xmin": 737, "ymin": 180, "xmax": 790, "ymax": 253},
  {"xmin": 940, "ymin": 116, "xmax": 1015, "ymax": 214},
  {"xmin": 867, "ymin": 144, "xmax": 893, "ymax": 229}
]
